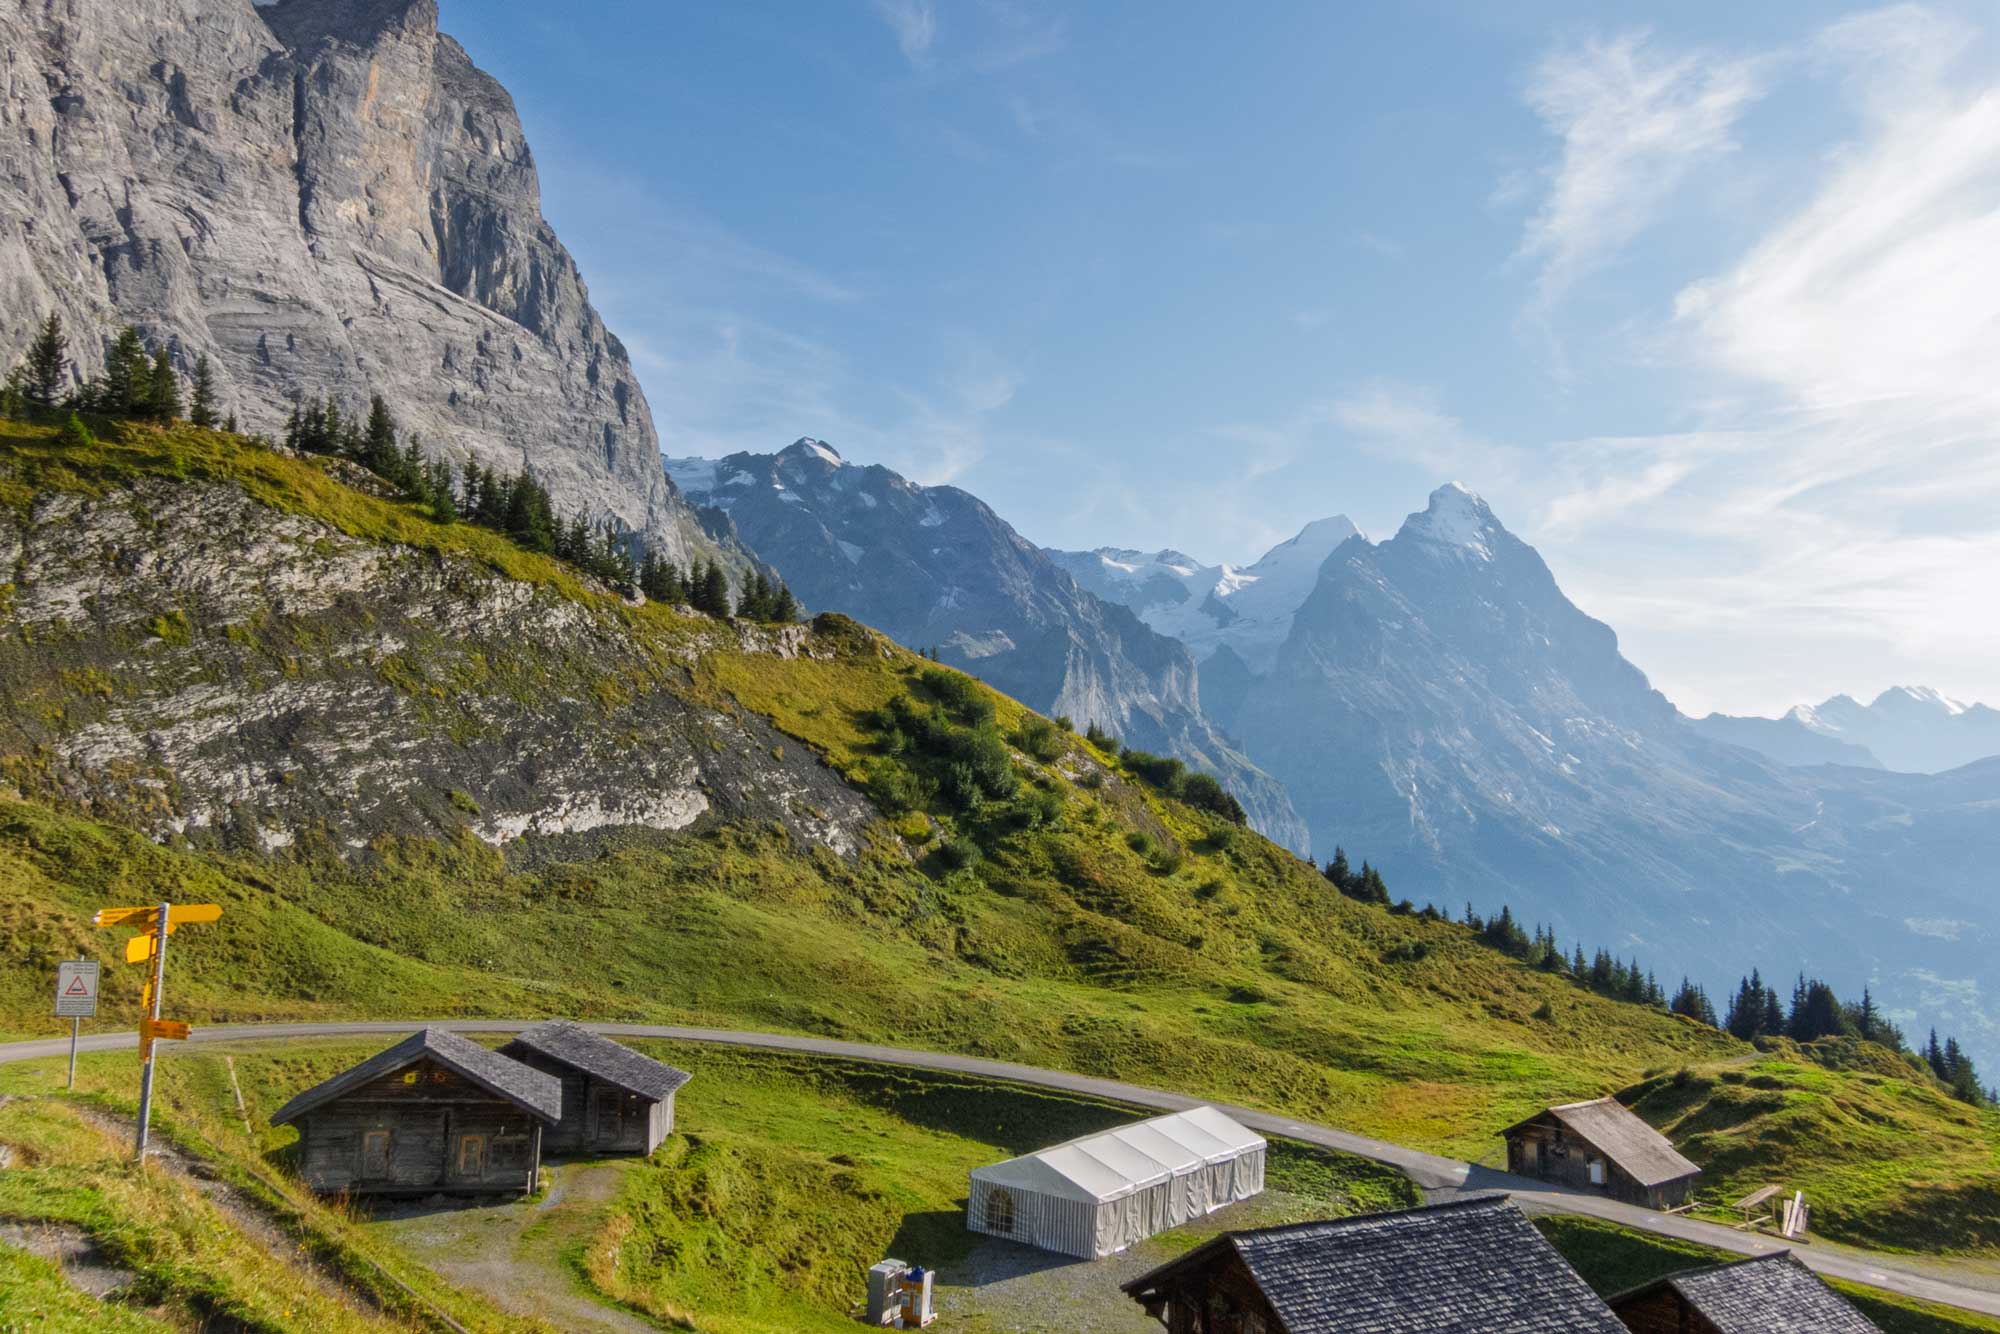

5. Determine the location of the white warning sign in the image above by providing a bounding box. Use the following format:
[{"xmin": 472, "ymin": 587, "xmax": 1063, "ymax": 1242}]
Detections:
[{"xmin": 55, "ymin": 960, "xmax": 99, "ymax": 1018}]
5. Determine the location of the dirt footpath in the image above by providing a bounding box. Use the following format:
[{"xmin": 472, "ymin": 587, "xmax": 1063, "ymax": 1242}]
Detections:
[{"xmin": 367, "ymin": 1160, "xmax": 660, "ymax": 1334}]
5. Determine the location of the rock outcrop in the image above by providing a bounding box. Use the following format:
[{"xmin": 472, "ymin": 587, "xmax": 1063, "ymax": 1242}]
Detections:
[
  {"xmin": 0, "ymin": 0, "xmax": 715, "ymax": 562},
  {"xmin": 0, "ymin": 472, "xmax": 872, "ymax": 856}
]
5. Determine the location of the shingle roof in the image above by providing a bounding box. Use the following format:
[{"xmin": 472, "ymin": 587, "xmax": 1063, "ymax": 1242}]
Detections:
[
  {"xmin": 1611, "ymin": 1252, "xmax": 1883, "ymax": 1334},
  {"xmin": 1123, "ymin": 1197, "xmax": 1626, "ymax": 1333},
  {"xmin": 500, "ymin": 1021, "xmax": 692, "ymax": 1101},
  {"xmin": 1506, "ymin": 1097, "xmax": 1701, "ymax": 1187},
  {"xmin": 270, "ymin": 1028, "xmax": 563, "ymax": 1126}
]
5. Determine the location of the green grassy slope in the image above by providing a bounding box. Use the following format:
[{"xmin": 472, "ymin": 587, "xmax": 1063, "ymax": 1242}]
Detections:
[
  {"xmin": 1625, "ymin": 1042, "xmax": 2000, "ymax": 1252},
  {"xmin": 0, "ymin": 418, "xmax": 1993, "ymax": 1260},
  {"xmin": 0, "ymin": 1039, "xmax": 1414, "ymax": 1333}
]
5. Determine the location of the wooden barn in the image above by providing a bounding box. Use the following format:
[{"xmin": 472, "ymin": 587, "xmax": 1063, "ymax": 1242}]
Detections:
[
  {"xmin": 1501, "ymin": 1097, "xmax": 1701, "ymax": 1210},
  {"xmin": 1609, "ymin": 1252, "xmax": 1882, "ymax": 1334},
  {"xmin": 1121, "ymin": 1196, "xmax": 1627, "ymax": 1333},
  {"xmin": 498, "ymin": 1020, "xmax": 691, "ymax": 1156},
  {"xmin": 271, "ymin": 1028, "xmax": 561, "ymax": 1197}
]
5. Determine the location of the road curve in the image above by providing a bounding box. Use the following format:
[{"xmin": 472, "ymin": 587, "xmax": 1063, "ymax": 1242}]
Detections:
[{"xmin": 4, "ymin": 1020, "xmax": 1995, "ymax": 1317}]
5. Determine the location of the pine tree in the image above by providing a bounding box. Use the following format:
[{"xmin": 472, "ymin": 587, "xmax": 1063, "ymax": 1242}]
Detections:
[
  {"xmin": 363, "ymin": 395, "xmax": 398, "ymax": 475},
  {"xmin": 103, "ymin": 326, "xmax": 148, "ymax": 416},
  {"xmin": 427, "ymin": 460, "xmax": 458, "ymax": 523},
  {"xmin": 739, "ymin": 572, "xmax": 772, "ymax": 621},
  {"xmin": 189, "ymin": 354, "xmax": 218, "ymax": 428},
  {"xmin": 771, "ymin": 581, "xmax": 799, "ymax": 622},
  {"xmin": 1854, "ymin": 988, "xmax": 1880, "ymax": 1044},
  {"xmin": 399, "ymin": 436, "xmax": 425, "ymax": 496},
  {"xmin": 223, "ymin": 412, "xmax": 238, "ymax": 435},
  {"xmin": 22, "ymin": 311, "xmax": 69, "ymax": 410},
  {"xmin": 147, "ymin": 346, "xmax": 182, "ymax": 420},
  {"xmin": 56, "ymin": 412, "xmax": 94, "ymax": 449},
  {"xmin": 1323, "ymin": 846, "xmax": 1351, "ymax": 892},
  {"xmin": 702, "ymin": 561, "xmax": 731, "ymax": 618}
]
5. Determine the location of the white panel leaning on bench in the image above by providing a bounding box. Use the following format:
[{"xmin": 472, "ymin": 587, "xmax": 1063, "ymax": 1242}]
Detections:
[{"xmin": 965, "ymin": 1106, "xmax": 1268, "ymax": 1260}]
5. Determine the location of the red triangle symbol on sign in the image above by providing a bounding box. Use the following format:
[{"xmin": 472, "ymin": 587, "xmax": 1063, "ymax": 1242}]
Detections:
[{"xmin": 64, "ymin": 975, "xmax": 90, "ymax": 995}]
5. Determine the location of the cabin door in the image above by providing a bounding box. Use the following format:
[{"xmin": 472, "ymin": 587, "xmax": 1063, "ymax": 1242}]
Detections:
[
  {"xmin": 456, "ymin": 1134, "xmax": 485, "ymax": 1181},
  {"xmin": 1520, "ymin": 1140, "xmax": 1539, "ymax": 1173},
  {"xmin": 361, "ymin": 1129, "xmax": 392, "ymax": 1180},
  {"xmin": 590, "ymin": 1087, "xmax": 623, "ymax": 1146}
]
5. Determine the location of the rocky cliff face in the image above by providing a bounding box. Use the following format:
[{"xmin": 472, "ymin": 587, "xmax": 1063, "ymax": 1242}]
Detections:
[
  {"xmin": 0, "ymin": 470, "xmax": 872, "ymax": 856},
  {"xmin": 666, "ymin": 439, "xmax": 1310, "ymax": 852},
  {"xmin": 0, "ymin": 0, "xmax": 715, "ymax": 562}
]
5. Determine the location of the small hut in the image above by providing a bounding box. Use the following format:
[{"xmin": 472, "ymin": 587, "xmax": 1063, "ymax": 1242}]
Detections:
[
  {"xmin": 967, "ymin": 1106, "xmax": 1265, "ymax": 1260},
  {"xmin": 1501, "ymin": 1097, "xmax": 1701, "ymax": 1210},
  {"xmin": 498, "ymin": 1020, "xmax": 691, "ymax": 1156},
  {"xmin": 271, "ymin": 1028, "xmax": 561, "ymax": 1197},
  {"xmin": 1121, "ymin": 1197, "xmax": 1627, "ymax": 1333},
  {"xmin": 1608, "ymin": 1252, "xmax": 1883, "ymax": 1333}
]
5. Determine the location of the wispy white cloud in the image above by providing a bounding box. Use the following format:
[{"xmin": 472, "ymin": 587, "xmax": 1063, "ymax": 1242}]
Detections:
[
  {"xmin": 1518, "ymin": 31, "xmax": 1769, "ymax": 314},
  {"xmin": 873, "ymin": 0, "xmax": 939, "ymax": 69},
  {"xmin": 1490, "ymin": 6, "xmax": 2000, "ymax": 715}
]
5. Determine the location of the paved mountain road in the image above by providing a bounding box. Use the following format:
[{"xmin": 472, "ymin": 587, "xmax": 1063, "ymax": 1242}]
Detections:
[{"xmin": 5, "ymin": 1020, "xmax": 1995, "ymax": 1318}]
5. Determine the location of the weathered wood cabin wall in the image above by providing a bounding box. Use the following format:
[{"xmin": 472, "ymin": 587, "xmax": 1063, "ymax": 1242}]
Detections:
[
  {"xmin": 1611, "ymin": 1288, "xmax": 1720, "ymax": 1334},
  {"xmin": 1143, "ymin": 1251, "xmax": 1282, "ymax": 1334},
  {"xmin": 295, "ymin": 1056, "xmax": 543, "ymax": 1196},
  {"xmin": 1505, "ymin": 1116, "xmax": 1693, "ymax": 1210},
  {"xmin": 501, "ymin": 1047, "xmax": 673, "ymax": 1155}
]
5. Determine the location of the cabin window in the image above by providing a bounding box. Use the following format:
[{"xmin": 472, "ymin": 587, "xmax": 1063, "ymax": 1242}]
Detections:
[
  {"xmin": 1588, "ymin": 1158, "xmax": 1606, "ymax": 1186},
  {"xmin": 456, "ymin": 1134, "xmax": 486, "ymax": 1178},
  {"xmin": 360, "ymin": 1130, "xmax": 392, "ymax": 1178},
  {"xmin": 985, "ymin": 1188, "xmax": 1015, "ymax": 1234},
  {"xmin": 490, "ymin": 1137, "xmax": 529, "ymax": 1172}
]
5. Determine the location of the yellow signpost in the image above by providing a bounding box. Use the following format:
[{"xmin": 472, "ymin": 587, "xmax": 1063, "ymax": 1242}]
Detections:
[{"xmin": 95, "ymin": 902, "xmax": 221, "ymax": 1160}]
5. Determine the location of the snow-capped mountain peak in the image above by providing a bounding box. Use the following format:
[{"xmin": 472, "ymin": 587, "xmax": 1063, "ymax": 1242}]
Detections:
[
  {"xmin": 1738, "ymin": 686, "xmax": 2000, "ymax": 773},
  {"xmin": 1400, "ymin": 482, "xmax": 1498, "ymax": 561},
  {"xmin": 1875, "ymin": 684, "xmax": 1968, "ymax": 716},
  {"xmin": 780, "ymin": 437, "xmax": 846, "ymax": 467},
  {"xmin": 1047, "ymin": 514, "xmax": 1362, "ymax": 675}
]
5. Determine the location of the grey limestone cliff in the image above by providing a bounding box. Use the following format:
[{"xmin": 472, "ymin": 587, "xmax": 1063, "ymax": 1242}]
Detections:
[{"xmin": 0, "ymin": 0, "xmax": 716, "ymax": 561}]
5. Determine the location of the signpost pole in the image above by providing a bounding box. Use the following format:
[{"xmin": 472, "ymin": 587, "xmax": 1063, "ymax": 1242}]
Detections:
[
  {"xmin": 134, "ymin": 900, "xmax": 169, "ymax": 1162},
  {"xmin": 53, "ymin": 957, "xmax": 98, "ymax": 1091}
]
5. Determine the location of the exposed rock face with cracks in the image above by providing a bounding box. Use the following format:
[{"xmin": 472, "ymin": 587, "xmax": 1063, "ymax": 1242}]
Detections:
[
  {"xmin": 0, "ymin": 474, "xmax": 873, "ymax": 858},
  {"xmin": 0, "ymin": 0, "xmax": 721, "ymax": 564}
]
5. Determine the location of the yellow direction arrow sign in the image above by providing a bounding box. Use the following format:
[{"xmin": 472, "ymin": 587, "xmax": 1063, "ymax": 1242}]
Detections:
[
  {"xmin": 125, "ymin": 934, "xmax": 158, "ymax": 965},
  {"xmin": 100, "ymin": 904, "xmax": 221, "ymax": 949},
  {"xmin": 141, "ymin": 1017, "xmax": 191, "ymax": 1042}
]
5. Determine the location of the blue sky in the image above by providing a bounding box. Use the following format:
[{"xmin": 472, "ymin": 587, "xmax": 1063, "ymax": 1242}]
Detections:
[{"xmin": 440, "ymin": 1, "xmax": 2000, "ymax": 717}]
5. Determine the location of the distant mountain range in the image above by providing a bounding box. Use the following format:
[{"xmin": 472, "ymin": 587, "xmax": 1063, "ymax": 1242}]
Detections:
[
  {"xmin": 1692, "ymin": 688, "xmax": 2000, "ymax": 774},
  {"xmin": 1051, "ymin": 484, "xmax": 2000, "ymax": 1062},
  {"xmin": 663, "ymin": 440, "xmax": 1308, "ymax": 849},
  {"xmin": 658, "ymin": 444, "xmax": 2000, "ymax": 1061}
]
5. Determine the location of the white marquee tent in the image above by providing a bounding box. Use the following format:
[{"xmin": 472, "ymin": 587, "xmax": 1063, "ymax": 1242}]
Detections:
[{"xmin": 965, "ymin": 1106, "xmax": 1267, "ymax": 1259}]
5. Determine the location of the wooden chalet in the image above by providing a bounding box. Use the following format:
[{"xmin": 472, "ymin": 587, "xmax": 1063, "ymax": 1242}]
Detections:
[
  {"xmin": 1501, "ymin": 1097, "xmax": 1701, "ymax": 1210},
  {"xmin": 1609, "ymin": 1252, "xmax": 1882, "ymax": 1334},
  {"xmin": 1120, "ymin": 1196, "xmax": 1626, "ymax": 1333},
  {"xmin": 498, "ymin": 1020, "xmax": 691, "ymax": 1156},
  {"xmin": 271, "ymin": 1028, "xmax": 561, "ymax": 1197}
]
